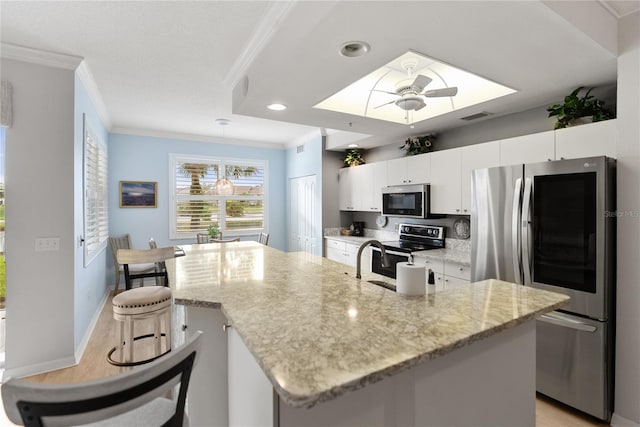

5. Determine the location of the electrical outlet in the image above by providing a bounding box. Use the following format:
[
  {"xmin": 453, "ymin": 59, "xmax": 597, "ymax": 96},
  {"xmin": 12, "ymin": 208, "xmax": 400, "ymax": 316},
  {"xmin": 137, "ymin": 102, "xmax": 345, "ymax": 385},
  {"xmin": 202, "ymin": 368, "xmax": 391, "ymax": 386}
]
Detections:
[{"xmin": 35, "ymin": 237, "xmax": 61, "ymax": 252}]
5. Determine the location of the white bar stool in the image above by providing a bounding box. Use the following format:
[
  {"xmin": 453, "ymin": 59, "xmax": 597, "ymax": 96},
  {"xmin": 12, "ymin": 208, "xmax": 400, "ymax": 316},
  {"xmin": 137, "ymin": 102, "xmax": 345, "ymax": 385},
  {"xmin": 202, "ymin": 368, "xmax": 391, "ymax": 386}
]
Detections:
[{"xmin": 108, "ymin": 286, "xmax": 172, "ymax": 366}]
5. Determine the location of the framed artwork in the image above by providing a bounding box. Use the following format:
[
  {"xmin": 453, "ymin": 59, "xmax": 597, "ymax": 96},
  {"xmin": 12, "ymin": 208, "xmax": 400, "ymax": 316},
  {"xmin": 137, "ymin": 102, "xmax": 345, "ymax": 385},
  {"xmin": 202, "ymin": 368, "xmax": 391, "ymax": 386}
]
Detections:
[{"xmin": 119, "ymin": 181, "xmax": 157, "ymax": 208}]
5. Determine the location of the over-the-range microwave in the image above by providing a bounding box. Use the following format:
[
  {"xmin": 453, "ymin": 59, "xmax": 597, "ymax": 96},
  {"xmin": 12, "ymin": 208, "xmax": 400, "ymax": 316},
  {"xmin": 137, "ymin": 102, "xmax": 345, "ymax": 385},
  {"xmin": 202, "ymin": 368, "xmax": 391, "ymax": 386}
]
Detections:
[{"xmin": 381, "ymin": 184, "xmax": 442, "ymax": 219}]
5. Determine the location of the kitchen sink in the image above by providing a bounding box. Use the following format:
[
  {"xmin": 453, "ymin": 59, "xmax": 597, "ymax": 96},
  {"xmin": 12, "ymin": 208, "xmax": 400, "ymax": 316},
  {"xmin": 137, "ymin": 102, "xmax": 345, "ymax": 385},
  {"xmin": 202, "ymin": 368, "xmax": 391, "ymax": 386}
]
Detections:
[{"xmin": 367, "ymin": 280, "xmax": 396, "ymax": 292}]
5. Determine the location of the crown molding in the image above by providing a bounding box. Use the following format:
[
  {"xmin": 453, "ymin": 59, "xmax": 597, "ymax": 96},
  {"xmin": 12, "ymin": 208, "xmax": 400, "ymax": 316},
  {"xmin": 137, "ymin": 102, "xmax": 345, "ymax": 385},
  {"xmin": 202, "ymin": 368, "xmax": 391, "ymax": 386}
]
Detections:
[
  {"xmin": 1, "ymin": 43, "xmax": 83, "ymax": 70},
  {"xmin": 76, "ymin": 62, "xmax": 112, "ymax": 131},
  {"xmin": 111, "ymin": 127, "xmax": 289, "ymax": 150},
  {"xmin": 223, "ymin": 1, "xmax": 298, "ymax": 88}
]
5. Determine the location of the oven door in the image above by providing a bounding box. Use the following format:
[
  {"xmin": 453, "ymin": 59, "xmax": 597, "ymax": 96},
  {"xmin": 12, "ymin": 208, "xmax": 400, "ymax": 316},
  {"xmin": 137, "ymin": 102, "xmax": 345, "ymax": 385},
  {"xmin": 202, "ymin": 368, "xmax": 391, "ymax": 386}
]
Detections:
[{"xmin": 371, "ymin": 248, "xmax": 409, "ymax": 279}]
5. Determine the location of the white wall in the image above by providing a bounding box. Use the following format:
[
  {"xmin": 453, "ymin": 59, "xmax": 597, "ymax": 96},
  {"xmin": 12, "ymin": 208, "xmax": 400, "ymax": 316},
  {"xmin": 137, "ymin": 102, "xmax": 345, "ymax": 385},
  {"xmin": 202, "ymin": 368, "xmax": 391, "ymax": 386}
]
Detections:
[
  {"xmin": 2, "ymin": 59, "xmax": 76, "ymax": 376},
  {"xmin": 612, "ymin": 10, "xmax": 640, "ymax": 427}
]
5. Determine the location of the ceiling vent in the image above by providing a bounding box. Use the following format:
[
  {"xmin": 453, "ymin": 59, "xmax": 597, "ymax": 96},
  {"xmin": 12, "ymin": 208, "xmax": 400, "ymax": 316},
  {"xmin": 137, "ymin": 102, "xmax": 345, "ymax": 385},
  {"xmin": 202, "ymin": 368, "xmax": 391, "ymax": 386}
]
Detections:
[{"xmin": 460, "ymin": 111, "xmax": 492, "ymax": 121}]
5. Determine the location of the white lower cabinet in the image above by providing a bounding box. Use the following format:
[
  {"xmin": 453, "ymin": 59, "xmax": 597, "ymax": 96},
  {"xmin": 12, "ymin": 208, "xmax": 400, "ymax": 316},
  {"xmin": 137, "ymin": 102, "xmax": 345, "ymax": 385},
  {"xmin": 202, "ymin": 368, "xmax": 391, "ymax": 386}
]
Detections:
[
  {"xmin": 184, "ymin": 306, "xmax": 229, "ymax": 427},
  {"xmin": 416, "ymin": 256, "xmax": 470, "ymax": 291},
  {"xmin": 325, "ymin": 238, "xmax": 369, "ymax": 271},
  {"xmin": 228, "ymin": 327, "xmax": 274, "ymax": 426}
]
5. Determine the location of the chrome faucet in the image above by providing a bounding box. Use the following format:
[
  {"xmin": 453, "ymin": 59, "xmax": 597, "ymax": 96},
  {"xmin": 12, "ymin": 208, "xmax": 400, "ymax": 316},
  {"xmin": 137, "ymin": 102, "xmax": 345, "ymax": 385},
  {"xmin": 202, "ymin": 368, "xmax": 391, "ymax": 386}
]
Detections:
[{"xmin": 356, "ymin": 240, "xmax": 390, "ymax": 279}]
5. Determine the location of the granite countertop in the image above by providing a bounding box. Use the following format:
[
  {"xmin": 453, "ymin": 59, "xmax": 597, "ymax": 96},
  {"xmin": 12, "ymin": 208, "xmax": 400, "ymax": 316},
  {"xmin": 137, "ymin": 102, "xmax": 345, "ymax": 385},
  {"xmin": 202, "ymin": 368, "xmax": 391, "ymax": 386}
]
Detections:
[{"xmin": 166, "ymin": 241, "xmax": 568, "ymax": 409}]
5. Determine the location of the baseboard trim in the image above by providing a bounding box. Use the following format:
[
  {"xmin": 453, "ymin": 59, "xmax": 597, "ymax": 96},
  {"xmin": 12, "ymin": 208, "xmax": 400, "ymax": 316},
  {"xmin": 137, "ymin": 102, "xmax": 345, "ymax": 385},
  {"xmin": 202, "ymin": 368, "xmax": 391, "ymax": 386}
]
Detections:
[
  {"xmin": 2, "ymin": 355, "xmax": 77, "ymax": 381},
  {"xmin": 74, "ymin": 288, "xmax": 110, "ymax": 363},
  {"xmin": 612, "ymin": 413, "xmax": 640, "ymax": 427}
]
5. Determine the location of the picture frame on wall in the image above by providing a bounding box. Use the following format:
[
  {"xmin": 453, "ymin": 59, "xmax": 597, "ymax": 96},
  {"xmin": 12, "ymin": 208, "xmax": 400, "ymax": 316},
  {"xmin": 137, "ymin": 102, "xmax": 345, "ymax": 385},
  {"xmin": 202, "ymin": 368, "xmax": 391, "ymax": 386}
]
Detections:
[{"xmin": 119, "ymin": 181, "xmax": 157, "ymax": 208}]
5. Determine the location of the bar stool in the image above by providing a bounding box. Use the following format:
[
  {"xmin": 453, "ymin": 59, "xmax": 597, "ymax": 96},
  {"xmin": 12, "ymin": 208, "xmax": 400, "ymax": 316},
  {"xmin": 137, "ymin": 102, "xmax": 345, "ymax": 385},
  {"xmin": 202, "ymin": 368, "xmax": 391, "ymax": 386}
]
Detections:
[{"xmin": 108, "ymin": 247, "xmax": 175, "ymax": 367}]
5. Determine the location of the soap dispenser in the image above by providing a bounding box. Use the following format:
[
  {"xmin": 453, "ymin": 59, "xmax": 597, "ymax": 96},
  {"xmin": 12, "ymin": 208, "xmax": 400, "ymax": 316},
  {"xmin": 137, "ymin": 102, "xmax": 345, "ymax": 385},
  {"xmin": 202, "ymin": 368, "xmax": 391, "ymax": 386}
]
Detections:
[{"xmin": 427, "ymin": 269, "xmax": 435, "ymax": 285}]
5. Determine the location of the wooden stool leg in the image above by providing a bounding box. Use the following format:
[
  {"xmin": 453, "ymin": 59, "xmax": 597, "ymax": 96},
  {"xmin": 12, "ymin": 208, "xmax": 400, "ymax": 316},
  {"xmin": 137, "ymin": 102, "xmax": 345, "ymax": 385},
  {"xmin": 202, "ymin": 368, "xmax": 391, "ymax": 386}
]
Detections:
[
  {"xmin": 117, "ymin": 319, "xmax": 125, "ymax": 363},
  {"xmin": 164, "ymin": 309, "xmax": 172, "ymax": 353},
  {"xmin": 154, "ymin": 314, "xmax": 162, "ymax": 356},
  {"xmin": 125, "ymin": 316, "xmax": 134, "ymax": 363}
]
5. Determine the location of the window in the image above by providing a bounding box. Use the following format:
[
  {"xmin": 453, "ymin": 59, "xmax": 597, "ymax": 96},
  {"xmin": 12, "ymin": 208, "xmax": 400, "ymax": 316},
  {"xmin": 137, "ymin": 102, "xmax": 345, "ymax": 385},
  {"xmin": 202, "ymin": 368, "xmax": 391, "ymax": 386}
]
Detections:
[
  {"xmin": 83, "ymin": 115, "xmax": 108, "ymax": 266},
  {"xmin": 169, "ymin": 154, "xmax": 267, "ymax": 239}
]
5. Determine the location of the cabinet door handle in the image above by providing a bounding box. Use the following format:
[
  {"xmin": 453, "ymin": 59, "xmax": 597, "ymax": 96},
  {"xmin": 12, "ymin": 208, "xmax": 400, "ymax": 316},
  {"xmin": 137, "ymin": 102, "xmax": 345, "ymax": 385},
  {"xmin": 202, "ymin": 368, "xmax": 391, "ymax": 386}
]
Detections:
[
  {"xmin": 456, "ymin": 209, "xmax": 460, "ymax": 212},
  {"xmin": 222, "ymin": 323, "xmax": 232, "ymax": 331},
  {"xmin": 459, "ymin": 267, "xmax": 464, "ymax": 271}
]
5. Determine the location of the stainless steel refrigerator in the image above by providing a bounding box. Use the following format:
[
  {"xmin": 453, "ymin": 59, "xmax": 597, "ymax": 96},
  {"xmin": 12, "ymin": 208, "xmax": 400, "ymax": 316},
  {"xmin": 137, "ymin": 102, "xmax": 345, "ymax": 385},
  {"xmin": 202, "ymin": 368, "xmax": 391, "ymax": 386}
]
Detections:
[{"xmin": 471, "ymin": 156, "xmax": 615, "ymax": 421}]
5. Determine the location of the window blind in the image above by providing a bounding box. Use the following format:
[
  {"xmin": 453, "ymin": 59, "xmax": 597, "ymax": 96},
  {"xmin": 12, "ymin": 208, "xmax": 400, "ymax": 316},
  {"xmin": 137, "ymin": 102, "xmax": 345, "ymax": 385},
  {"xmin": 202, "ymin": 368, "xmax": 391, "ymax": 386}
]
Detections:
[
  {"xmin": 169, "ymin": 154, "xmax": 266, "ymax": 239},
  {"xmin": 83, "ymin": 116, "xmax": 108, "ymax": 266}
]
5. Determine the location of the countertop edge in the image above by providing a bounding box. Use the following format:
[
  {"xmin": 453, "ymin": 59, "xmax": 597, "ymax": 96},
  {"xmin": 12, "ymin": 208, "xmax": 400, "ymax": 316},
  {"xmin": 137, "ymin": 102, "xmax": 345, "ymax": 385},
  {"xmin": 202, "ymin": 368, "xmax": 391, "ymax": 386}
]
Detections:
[{"xmin": 275, "ymin": 296, "xmax": 568, "ymax": 408}]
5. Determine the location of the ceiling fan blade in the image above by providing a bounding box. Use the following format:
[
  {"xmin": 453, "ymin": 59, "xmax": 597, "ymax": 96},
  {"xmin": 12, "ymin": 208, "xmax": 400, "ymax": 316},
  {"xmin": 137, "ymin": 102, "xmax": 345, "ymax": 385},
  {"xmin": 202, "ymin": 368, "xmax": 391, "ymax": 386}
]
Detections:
[
  {"xmin": 374, "ymin": 100, "xmax": 396, "ymax": 109},
  {"xmin": 371, "ymin": 89, "xmax": 399, "ymax": 96},
  {"xmin": 411, "ymin": 75, "xmax": 432, "ymax": 92},
  {"xmin": 424, "ymin": 87, "xmax": 458, "ymax": 97}
]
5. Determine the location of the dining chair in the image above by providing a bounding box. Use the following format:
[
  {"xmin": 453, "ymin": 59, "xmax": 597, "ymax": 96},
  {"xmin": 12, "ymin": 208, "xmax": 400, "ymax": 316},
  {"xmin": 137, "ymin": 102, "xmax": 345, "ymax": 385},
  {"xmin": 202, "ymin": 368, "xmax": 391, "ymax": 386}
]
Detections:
[
  {"xmin": 196, "ymin": 233, "xmax": 210, "ymax": 244},
  {"xmin": 109, "ymin": 234, "xmax": 156, "ymax": 295},
  {"xmin": 258, "ymin": 232, "xmax": 269, "ymax": 245},
  {"xmin": 210, "ymin": 237, "xmax": 240, "ymax": 243},
  {"xmin": 148, "ymin": 237, "xmax": 166, "ymax": 286},
  {"xmin": 117, "ymin": 247, "xmax": 175, "ymax": 290},
  {"xmin": 3, "ymin": 331, "xmax": 203, "ymax": 427}
]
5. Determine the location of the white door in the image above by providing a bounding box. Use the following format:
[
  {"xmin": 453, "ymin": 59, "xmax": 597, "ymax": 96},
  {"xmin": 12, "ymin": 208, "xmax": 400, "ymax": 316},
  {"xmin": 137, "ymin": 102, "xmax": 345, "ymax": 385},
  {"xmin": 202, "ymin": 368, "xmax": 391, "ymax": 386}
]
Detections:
[{"xmin": 289, "ymin": 175, "xmax": 317, "ymax": 254}]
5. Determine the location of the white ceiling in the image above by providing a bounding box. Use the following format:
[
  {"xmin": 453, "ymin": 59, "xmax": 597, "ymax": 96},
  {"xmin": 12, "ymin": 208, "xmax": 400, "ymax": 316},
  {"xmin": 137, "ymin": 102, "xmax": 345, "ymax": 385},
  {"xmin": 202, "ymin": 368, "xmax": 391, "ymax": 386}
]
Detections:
[{"xmin": 1, "ymin": 1, "xmax": 637, "ymax": 150}]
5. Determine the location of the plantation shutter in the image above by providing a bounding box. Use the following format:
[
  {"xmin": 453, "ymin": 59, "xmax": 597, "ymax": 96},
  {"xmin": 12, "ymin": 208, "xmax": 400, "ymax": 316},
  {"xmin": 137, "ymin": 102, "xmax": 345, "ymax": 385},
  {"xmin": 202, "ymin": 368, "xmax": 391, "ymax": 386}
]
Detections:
[{"xmin": 83, "ymin": 116, "xmax": 108, "ymax": 266}]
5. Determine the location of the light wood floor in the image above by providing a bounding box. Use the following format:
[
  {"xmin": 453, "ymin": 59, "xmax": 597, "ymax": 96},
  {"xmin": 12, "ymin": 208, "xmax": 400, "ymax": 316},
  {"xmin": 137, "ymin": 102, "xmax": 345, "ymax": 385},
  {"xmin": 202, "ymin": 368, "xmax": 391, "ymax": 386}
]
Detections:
[{"xmin": 2, "ymin": 293, "xmax": 611, "ymax": 426}]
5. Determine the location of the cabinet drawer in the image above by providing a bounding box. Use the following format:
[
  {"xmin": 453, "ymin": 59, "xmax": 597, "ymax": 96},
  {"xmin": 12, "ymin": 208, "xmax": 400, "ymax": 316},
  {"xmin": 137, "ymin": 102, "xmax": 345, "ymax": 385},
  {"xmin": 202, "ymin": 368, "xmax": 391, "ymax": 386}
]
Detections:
[
  {"xmin": 326, "ymin": 239, "xmax": 346, "ymax": 251},
  {"xmin": 416, "ymin": 256, "xmax": 444, "ymax": 275},
  {"xmin": 442, "ymin": 274, "xmax": 470, "ymax": 290},
  {"xmin": 444, "ymin": 261, "xmax": 471, "ymax": 281},
  {"xmin": 345, "ymin": 242, "xmax": 362, "ymax": 255}
]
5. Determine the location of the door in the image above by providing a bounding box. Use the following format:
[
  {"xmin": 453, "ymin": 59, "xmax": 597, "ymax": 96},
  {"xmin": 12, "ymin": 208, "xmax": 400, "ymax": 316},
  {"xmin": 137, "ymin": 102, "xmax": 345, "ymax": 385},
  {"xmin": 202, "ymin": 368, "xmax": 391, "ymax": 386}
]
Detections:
[
  {"xmin": 289, "ymin": 175, "xmax": 317, "ymax": 255},
  {"xmin": 522, "ymin": 157, "xmax": 613, "ymax": 320},
  {"xmin": 471, "ymin": 164, "xmax": 523, "ymax": 284},
  {"xmin": 536, "ymin": 311, "xmax": 610, "ymax": 421},
  {"xmin": 430, "ymin": 148, "xmax": 462, "ymax": 214}
]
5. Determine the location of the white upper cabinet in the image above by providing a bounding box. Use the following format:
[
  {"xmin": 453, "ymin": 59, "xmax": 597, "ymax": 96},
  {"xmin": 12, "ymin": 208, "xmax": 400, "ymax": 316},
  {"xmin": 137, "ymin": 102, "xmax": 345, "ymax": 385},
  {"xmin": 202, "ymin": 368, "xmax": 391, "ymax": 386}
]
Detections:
[
  {"xmin": 500, "ymin": 131, "xmax": 555, "ymax": 166},
  {"xmin": 338, "ymin": 162, "xmax": 388, "ymax": 212},
  {"xmin": 555, "ymin": 119, "xmax": 617, "ymax": 160},
  {"xmin": 461, "ymin": 141, "xmax": 500, "ymax": 214},
  {"xmin": 387, "ymin": 153, "xmax": 430, "ymax": 186},
  {"xmin": 338, "ymin": 168, "xmax": 354, "ymax": 211},
  {"xmin": 431, "ymin": 142, "xmax": 499, "ymax": 215},
  {"xmin": 430, "ymin": 148, "xmax": 462, "ymax": 215}
]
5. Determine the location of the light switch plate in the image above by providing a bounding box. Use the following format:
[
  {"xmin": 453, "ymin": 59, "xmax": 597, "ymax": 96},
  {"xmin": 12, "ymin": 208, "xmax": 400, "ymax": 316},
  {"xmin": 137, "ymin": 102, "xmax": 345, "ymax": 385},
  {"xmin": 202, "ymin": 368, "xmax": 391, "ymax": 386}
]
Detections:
[{"xmin": 35, "ymin": 237, "xmax": 61, "ymax": 252}]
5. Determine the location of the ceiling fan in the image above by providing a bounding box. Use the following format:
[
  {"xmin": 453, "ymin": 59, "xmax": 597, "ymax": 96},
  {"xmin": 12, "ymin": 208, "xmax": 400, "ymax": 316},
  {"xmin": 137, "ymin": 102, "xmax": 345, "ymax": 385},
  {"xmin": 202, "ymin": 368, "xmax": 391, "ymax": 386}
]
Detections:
[{"xmin": 374, "ymin": 60, "xmax": 458, "ymax": 112}]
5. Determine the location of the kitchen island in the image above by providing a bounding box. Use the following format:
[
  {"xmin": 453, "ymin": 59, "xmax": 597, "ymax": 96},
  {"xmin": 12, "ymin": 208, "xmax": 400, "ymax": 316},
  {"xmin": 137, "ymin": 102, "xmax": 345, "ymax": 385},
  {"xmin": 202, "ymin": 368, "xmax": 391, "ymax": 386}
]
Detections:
[{"xmin": 165, "ymin": 241, "xmax": 568, "ymax": 427}]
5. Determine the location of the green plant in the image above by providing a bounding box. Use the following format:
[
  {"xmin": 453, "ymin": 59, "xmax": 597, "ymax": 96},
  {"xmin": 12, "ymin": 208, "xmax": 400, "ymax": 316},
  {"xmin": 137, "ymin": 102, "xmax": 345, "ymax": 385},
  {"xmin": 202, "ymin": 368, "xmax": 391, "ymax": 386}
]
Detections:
[
  {"xmin": 226, "ymin": 200, "xmax": 246, "ymax": 217},
  {"xmin": 547, "ymin": 87, "xmax": 613, "ymax": 129},
  {"xmin": 343, "ymin": 149, "xmax": 365, "ymax": 167},
  {"xmin": 400, "ymin": 135, "xmax": 435, "ymax": 156},
  {"xmin": 207, "ymin": 223, "xmax": 220, "ymax": 238}
]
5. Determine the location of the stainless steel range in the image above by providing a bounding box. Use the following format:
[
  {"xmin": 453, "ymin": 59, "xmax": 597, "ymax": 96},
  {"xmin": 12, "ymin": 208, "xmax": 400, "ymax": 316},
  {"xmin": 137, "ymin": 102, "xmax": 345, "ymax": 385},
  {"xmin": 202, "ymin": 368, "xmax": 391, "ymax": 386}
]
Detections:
[{"xmin": 372, "ymin": 224, "xmax": 445, "ymax": 279}]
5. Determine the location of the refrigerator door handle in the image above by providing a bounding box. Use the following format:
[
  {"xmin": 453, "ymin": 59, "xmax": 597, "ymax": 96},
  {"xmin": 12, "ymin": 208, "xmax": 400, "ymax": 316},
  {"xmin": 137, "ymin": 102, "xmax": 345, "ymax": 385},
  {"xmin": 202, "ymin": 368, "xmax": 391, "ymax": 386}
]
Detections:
[
  {"xmin": 521, "ymin": 177, "xmax": 533, "ymax": 285},
  {"xmin": 539, "ymin": 312, "xmax": 597, "ymax": 333},
  {"xmin": 511, "ymin": 178, "xmax": 523, "ymax": 284}
]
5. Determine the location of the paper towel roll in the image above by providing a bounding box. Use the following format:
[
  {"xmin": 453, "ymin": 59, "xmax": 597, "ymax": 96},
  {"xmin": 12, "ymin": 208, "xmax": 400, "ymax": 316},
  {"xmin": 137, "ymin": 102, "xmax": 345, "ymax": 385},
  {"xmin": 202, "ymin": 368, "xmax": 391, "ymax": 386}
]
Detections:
[{"xmin": 396, "ymin": 262, "xmax": 426, "ymax": 296}]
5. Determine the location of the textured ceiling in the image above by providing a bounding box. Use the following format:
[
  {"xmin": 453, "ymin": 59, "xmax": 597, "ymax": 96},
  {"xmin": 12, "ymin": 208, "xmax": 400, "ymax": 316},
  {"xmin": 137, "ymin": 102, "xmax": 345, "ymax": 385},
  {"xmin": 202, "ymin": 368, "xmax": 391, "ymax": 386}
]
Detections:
[{"xmin": 1, "ymin": 1, "xmax": 634, "ymax": 149}]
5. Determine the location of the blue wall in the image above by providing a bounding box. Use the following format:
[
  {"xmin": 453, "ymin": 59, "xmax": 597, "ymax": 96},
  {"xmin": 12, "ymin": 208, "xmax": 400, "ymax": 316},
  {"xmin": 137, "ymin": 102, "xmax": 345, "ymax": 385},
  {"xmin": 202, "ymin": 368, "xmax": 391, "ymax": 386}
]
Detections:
[
  {"xmin": 108, "ymin": 134, "xmax": 287, "ymax": 269},
  {"xmin": 285, "ymin": 135, "xmax": 323, "ymax": 255},
  {"xmin": 73, "ymin": 74, "xmax": 110, "ymax": 349}
]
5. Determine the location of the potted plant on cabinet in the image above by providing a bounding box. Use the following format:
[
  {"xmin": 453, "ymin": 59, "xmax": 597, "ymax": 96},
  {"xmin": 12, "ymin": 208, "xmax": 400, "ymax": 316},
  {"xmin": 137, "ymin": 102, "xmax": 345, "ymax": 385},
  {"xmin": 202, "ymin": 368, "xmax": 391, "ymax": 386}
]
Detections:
[
  {"xmin": 547, "ymin": 87, "xmax": 613, "ymax": 129},
  {"xmin": 400, "ymin": 134, "xmax": 435, "ymax": 156},
  {"xmin": 343, "ymin": 149, "xmax": 365, "ymax": 167}
]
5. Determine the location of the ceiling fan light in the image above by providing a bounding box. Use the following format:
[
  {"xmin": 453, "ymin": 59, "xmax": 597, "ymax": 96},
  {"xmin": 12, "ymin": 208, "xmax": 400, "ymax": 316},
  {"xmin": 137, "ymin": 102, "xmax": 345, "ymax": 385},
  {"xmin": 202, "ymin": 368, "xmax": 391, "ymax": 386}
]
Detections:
[{"xmin": 395, "ymin": 97, "xmax": 425, "ymax": 111}]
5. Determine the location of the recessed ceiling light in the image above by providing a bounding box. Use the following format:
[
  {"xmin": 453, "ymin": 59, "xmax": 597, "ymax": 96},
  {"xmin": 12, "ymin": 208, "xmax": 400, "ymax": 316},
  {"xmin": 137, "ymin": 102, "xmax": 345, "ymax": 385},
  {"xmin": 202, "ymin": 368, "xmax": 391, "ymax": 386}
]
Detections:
[
  {"xmin": 340, "ymin": 41, "xmax": 371, "ymax": 58},
  {"xmin": 347, "ymin": 144, "xmax": 359, "ymax": 148},
  {"xmin": 215, "ymin": 118, "xmax": 231, "ymax": 126},
  {"xmin": 267, "ymin": 103, "xmax": 287, "ymax": 111}
]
